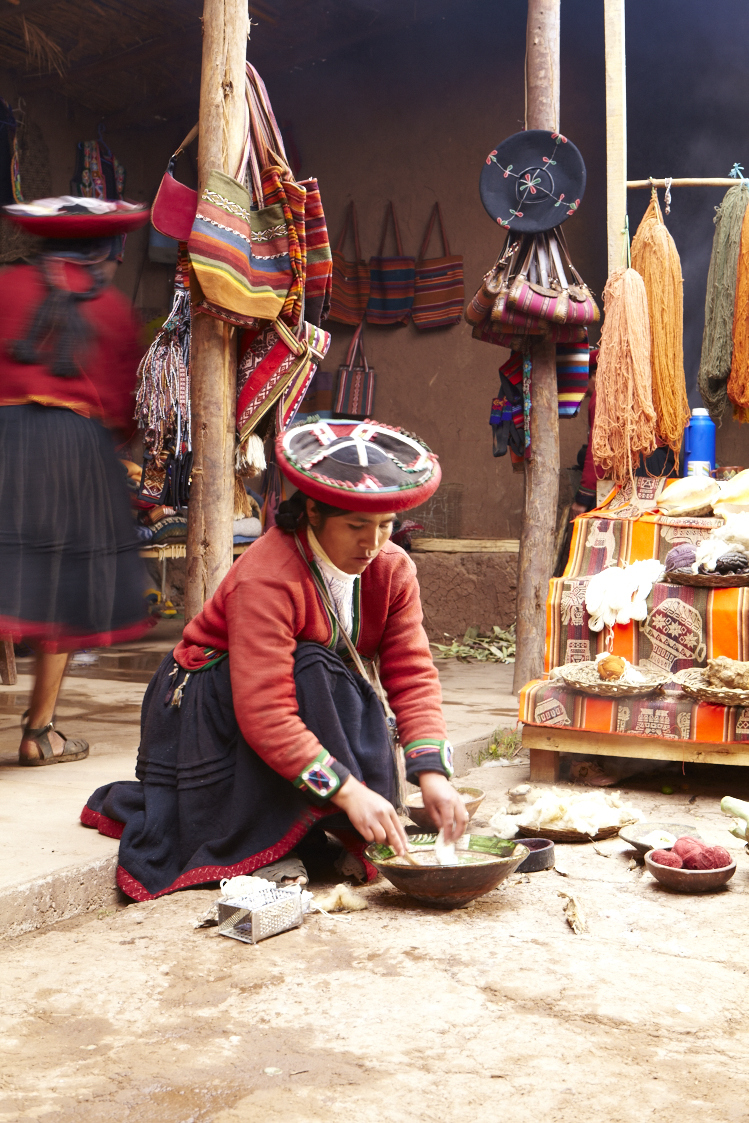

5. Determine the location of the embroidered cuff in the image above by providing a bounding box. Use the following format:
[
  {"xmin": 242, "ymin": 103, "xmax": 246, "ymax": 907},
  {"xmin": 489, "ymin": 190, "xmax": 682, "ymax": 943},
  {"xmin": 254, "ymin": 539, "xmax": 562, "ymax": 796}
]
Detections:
[
  {"xmin": 403, "ymin": 739, "xmax": 454, "ymax": 783},
  {"xmin": 293, "ymin": 750, "xmax": 350, "ymax": 801}
]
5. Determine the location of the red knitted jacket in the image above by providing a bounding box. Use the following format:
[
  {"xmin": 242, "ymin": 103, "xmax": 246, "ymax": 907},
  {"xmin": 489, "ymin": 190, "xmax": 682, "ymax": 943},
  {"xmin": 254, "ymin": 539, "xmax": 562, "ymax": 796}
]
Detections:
[{"xmin": 174, "ymin": 527, "xmax": 448, "ymax": 789}]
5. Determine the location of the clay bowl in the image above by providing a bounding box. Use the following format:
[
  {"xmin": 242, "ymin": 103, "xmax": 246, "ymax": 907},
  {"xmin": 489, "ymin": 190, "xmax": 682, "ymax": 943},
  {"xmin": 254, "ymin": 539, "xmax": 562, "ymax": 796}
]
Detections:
[
  {"xmin": 619, "ymin": 822, "xmax": 704, "ymax": 856},
  {"xmin": 404, "ymin": 786, "xmax": 485, "ymax": 831},
  {"xmin": 644, "ymin": 849, "xmax": 736, "ymax": 893},
  {"xmin": 515, "ymin": 837, "xmax": 555, "ymax": 873},
  {"xmin": 365, "ymin": 833, "xmax": 528, "ymax": 908}
]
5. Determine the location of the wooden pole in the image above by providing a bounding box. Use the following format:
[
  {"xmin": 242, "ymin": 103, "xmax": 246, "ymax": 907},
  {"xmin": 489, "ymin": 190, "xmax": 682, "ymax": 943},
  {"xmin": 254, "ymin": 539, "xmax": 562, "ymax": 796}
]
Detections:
[
  {"xmin": 512, "ymin": 0, "xmax": 561, "ymax": 694},
  {"xmin": 604, "ymin": 0, "xmax": 626, "ymax": 276},
  {"xmin": 185, "ymin": 0, "xmax": 249, "ymax": 621}
]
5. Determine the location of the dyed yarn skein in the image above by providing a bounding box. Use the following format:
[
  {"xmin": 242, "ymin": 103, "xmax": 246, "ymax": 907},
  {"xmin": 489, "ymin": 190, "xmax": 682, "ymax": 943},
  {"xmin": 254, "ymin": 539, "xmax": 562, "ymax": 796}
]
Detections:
[
  {"xmin": 591, "ymin": 266, "xmax": 657, "ymax": 486},
  {"xmin": 698, "ymin": 183, "xmax": 749, "ymax": 421},
  {"xmin": 728, "ymin": 197, "xmax": 749, "ymax": 422},
  {"xmin": 631, "ymin": 195, "xmax": 690, "ymax": 454}
]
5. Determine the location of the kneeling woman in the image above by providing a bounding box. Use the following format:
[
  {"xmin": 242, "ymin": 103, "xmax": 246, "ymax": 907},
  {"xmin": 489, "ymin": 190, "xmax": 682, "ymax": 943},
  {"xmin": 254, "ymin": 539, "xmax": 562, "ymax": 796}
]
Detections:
[{"xmin": 83, "ymin": 421, "xmax": 467, "ymax": 900}]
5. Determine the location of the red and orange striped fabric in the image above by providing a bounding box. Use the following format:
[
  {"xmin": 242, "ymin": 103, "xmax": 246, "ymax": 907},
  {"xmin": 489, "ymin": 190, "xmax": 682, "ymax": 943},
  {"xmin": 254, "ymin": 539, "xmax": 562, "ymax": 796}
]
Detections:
[
  {"xmin": 412, "ymin": 202, "xmax": 464, "ymax": 330},
  {"xmin": 329, "ymin": 202, "xmax": 370, "ymax": 326},
  {"xmin": 300, "ymin": 178, "xmax": 332, "ymax": 327},
  {"xmin": 366, "ymin": 202, "xmax": 415, "ymax": 326}
]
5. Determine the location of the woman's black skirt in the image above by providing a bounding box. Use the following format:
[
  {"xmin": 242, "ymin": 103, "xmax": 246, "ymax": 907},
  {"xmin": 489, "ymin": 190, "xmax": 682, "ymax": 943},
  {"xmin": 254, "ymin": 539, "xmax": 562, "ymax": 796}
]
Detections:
[
  {"xmin": 82, "ymin": 642, "xmax": 395, "ymax": 900},
  {"xmin": 0, "ymin": 403, "xmax": 149, "ymax": 649}
]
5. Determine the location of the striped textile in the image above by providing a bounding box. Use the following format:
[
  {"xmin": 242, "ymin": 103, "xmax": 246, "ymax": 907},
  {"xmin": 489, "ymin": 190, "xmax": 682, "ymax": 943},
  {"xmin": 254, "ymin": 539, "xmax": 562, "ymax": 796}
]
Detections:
[
  {"xmin": 188, "ymin": 169, "xmax": 291, "ymax": 321},
  {"xmin": 472, "ymin": 319, "xmax": 587, "ymax": 349},
  {"xmin": 236, "ymin": 319, "xmax": 330, "ymax": 440},
  {"xmin": 333, "ymin": 322, "xmax": 375, "ymax": 419},
  {"xmin": 260, "ymin": 165, "xmax": 307, "ymax": 330},
  {"xmin": 556, "ymin": 335, "xmax": 589, "ymax": 418},
  {"xmin": 412, "ymin": 203, "xmax": 464, "ymax": 329},
  {"xmin": 366, "ymin": 202, "xmax": 414, "ymax": 326},
  {"xmin": 300, "ymin": 178, "xmax": 332, "ymax": 327},
  {"xmin": 329, "ymin": 201, "xmax": 370, "ymax": 326}
]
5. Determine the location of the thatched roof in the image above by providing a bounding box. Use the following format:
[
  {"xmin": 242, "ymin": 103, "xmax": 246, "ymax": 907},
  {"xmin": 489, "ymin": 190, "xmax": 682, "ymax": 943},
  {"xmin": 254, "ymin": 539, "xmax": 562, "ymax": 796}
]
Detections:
[{"xmin": 0, "ymin": 0, "xmax": 458, "ymax": 128}]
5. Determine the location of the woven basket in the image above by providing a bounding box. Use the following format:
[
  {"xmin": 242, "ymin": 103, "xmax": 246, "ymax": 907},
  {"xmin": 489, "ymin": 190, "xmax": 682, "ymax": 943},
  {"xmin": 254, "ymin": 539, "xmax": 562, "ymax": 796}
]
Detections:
[
  {"xmin": 672, "ymin": 667, "xmax": 749, "ymax": 707},
  {"xmin": 517, "ymin": 823, "xmax": 625, "ymax": 843},
  {"xmin": 666, "ymin": 568, "xmax": 749, "ymax": 588},
  {"xmin": 552, "ymin": 661, "xmax": 670, "ymax": 698}
]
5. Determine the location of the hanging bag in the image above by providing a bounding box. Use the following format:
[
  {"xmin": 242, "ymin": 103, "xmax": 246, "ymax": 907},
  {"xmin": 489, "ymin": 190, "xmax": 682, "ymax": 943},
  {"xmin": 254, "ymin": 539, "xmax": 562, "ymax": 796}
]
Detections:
[
  {"xmin": 505, "ymin": 231, "xmax": 600, "ymax": 325},
  {"xmin": 465, "ymin": 235, "xmax": 527, "ymax": 327},
  {"xmin": 366, "ymin": 202, "xmax": 415, "ymax": 325},
  {"xmin": 412, "ymin": 203, "xmax": 464, "ymax": 329},
  {"xmin": 151, "ymin": 124, "xmax": 198, "ymax": 242},
  {"xmin": 334, "ymin": 323, "xmax": 376, "ymax": 418},
  {"xmin": 329, "ymin": 201, "xmax": 370, "ymax": 325},
  {"xmin": 300, "ymin": 177, "xmax": 333, "ymax": 327}
]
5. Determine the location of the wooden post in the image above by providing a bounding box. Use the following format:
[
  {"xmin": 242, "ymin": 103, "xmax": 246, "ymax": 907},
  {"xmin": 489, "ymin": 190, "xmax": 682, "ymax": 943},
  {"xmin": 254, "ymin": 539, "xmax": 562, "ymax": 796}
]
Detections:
[
  {"xmin": 604, "ymin": 0, "xmax": 626, "ymax": 276},
  {"xmin": 512, "ymin": 0, "xmax": 561, "ymax": 694},
  {"xmin": 185, "ymin": 0, "xmax": 249, "ymax": 621}
]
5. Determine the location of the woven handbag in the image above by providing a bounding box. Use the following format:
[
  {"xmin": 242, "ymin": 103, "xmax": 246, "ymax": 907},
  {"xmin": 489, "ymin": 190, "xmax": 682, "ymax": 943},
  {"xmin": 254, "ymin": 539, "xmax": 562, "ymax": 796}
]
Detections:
[
  {"xmin": 412, "ymin": 203, "xmax": 464, "ymax": 329},
  {"xmin": 329, "ymin": 202, "xmax": 370, "ymax": 325},
  {"xmin": 465, "ymin": 235, "xmax": 525, "ymax": 327},
  {"xmin": 334, "ymin": 323, "xmax": 375, "ymax": 419},
  {"xmin": 152, "ymin": 124, "xmax": 198, "ymax": 241},
  {"xmin": 506, "ymin": 231, "xmax": 600, "ymax": 325},
  {"xmin": 366, "ymin": 202, "xmax": 415, "ymax": 326},
  {"xmin": 300, "ymin": 177, "xmax": 332, "ymax": 327}
]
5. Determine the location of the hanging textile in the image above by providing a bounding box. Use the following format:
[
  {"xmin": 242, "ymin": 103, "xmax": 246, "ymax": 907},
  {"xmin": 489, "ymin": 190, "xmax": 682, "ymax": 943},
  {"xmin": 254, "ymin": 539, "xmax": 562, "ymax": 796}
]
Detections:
[
  {"xmin": 728, "ymin": 198, "xmax": 749, "ymax": 422},
  {"xmin": 698, "ymin": 183, "xmax": 749, "ymax": 421},
  {"xmin": 591, "ymin": 267, "xmax": 657, "ymax": 486},
  {"xmin": 71, "ymin": 140, "xmax": 125, "ymax": 201},
  {"xmin": 631, "ymin": 195, "xmax": 690, "ymax": 453}
]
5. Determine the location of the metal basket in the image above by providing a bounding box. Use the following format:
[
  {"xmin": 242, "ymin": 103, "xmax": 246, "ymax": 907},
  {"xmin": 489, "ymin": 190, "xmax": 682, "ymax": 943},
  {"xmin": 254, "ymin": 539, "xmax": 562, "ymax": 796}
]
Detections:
[{"xmin": 217, "ymin": 886, "xmax": 303, "ymax": 944}]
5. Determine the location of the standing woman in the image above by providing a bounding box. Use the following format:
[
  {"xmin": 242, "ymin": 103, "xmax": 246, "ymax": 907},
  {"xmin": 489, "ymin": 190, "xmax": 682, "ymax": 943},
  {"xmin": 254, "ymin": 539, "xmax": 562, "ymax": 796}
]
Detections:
[
  {"xmin": 83, "ymin": 421, "xmax": 468, "ymax": 899},
  {"xmin": 0, "ymin": 197, "xmax": 152, "ymax": 764}
]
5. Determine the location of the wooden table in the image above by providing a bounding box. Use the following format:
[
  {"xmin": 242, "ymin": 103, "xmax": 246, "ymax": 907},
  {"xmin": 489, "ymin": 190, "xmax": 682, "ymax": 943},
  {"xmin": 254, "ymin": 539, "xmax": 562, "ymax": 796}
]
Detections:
[{"xmin": 139, "ymin": 542, "xmax": 251, "ymax": 600}]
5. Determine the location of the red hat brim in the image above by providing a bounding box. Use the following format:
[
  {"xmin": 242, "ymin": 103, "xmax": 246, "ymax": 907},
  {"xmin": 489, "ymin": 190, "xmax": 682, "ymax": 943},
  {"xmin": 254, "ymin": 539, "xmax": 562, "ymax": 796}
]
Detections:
[
  {"xmin": 2, "ymin": 207, "xmax": 150, "ymax": 238},
  {"xmin": 276, "ymin": 420, "xmax": 442, "ymax": 513}
]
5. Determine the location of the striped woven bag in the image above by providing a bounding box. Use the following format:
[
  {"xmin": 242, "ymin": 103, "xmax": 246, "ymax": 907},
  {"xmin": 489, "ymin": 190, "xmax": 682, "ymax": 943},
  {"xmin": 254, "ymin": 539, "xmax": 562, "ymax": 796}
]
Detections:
[
  {"xmin": 366, "ymin": 202, "xmax": 415, "ymax": 326},
  {"xmin": 412, "ymin": 203, "xmax": 464, "ymax": 329},
  {"xmin": 334, "ymin": 323, "xmax": 375, "ymax": 419},
  {"xmin": 329, "ymin": 202, "xmax": 370, "ymax": 325},
  {"xmin": 300, "ymin": 178, "xmax": 332, "ymax": 327}
]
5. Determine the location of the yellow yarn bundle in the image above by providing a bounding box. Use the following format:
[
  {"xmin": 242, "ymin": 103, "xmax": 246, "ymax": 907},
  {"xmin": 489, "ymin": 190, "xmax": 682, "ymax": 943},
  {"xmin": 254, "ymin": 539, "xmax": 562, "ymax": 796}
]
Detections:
[
  {"xmin": 592, "ymin": 267, "xmax": 658, "ymax": 486},
  {"xmin": 631, "ymin": 195, "xmax": 691, "ymax": 453},
  {"xmin": 728, "ymin": 200, "xmax": 749, "ymax": 423}
]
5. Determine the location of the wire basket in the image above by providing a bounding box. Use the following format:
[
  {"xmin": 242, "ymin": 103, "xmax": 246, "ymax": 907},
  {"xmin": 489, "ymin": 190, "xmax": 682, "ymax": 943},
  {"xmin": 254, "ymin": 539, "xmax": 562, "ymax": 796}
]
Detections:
[
  {"xmin": 551, "ymin": 661, "xmax": 670, "ymax": 698},
  {"xmin": 217, "ymin": 886, "xmax": 303, "ymax": 944}
]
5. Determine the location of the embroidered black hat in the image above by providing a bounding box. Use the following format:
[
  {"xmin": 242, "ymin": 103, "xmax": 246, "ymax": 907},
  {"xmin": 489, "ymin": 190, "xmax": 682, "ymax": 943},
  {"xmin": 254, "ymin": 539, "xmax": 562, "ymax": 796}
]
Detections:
[
  {"xmin": 479, "ymin": 129, "xmax": 586, "ymax": 233},
  {"xmin": 276, "ymin": 420, "xmax": 441, "ymax": 513}
]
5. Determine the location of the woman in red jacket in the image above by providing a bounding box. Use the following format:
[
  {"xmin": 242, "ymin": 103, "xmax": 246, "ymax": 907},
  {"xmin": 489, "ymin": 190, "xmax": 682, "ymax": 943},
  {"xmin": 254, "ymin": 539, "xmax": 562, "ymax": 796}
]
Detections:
[
  {"xmin": 0, "ymin": 198, "xmax": 151, "ymax": 765},
  {"xmin": 83, "ymin": 420, "xmax": 468, "ymax": 899}
]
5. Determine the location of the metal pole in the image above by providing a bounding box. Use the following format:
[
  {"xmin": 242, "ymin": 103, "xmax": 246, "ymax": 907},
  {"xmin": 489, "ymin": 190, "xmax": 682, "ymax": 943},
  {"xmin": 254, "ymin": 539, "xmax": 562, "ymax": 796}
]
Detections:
[
  {"xmin": 185, "ymin": 0, "xmax": 249, "ymax": 621},
  {"xmin": 512, "ymin": 0, "xmax": 561, "ymax": 694}
]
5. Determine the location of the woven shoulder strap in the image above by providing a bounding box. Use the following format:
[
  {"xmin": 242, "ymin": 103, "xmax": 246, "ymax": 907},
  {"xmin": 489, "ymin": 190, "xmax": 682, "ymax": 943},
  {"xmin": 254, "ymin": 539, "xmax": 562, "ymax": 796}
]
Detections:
[
  {"xmin": 335, "ymin": 201, "xmax": 362, "ymax": 257},
  {"xmin": 418, "ymin": 202, "xmax": 451, "ymax": 261},
  {"xmin": 377, "ymin": 201, "xmax": 404, "ymax": 256}
]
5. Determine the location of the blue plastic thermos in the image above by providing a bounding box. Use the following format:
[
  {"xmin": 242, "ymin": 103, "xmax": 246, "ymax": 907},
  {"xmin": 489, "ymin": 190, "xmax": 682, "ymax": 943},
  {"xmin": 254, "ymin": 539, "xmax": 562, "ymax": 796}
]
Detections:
[{"xmin": 684, "ymin": 407, "xmax": 716, "ymax": 477}]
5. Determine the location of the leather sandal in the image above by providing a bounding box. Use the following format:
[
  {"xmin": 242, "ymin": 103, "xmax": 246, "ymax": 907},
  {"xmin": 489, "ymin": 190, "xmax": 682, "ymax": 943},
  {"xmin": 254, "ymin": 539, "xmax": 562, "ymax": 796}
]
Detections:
[{"xmin": 19, "ymin": 721, "xmax": 89, "ymax": 767}]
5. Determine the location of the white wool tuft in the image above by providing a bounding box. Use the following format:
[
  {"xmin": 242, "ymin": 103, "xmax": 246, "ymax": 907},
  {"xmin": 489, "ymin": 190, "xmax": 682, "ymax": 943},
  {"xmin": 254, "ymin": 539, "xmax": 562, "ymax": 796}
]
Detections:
[
  {"xmin": 518, "ymin": 788, "xmax": 641, "ymax": 836},
  {"xmin": 585, "ymin": 559, "xmax": 665, "ymax": 632}
]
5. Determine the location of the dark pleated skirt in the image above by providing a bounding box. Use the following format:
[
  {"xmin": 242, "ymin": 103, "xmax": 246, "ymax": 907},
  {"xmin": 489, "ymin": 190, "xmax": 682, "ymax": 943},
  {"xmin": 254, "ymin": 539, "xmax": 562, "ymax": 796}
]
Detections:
[
  {"xmin": 0, "ymin": 403, "xmax": 150, "ymax": 649},
  {"xmin": 82, "ymin": 642, "xmax": 395, "ymax": 900}
]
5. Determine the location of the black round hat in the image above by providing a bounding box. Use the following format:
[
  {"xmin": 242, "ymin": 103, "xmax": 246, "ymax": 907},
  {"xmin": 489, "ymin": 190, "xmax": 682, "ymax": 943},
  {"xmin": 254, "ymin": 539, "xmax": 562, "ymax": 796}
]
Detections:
[{"xmin": 479, "ymin": 129, "xmax": 586, "ymax": 233}]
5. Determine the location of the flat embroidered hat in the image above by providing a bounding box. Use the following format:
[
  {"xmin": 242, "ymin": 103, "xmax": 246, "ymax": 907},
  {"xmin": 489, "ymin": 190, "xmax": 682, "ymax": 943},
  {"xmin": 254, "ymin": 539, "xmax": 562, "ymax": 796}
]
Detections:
[
  {"xmin": 277, "ymin": 420, "xmax": 441, "ymax": 512},
  {"xmin": 479, "ymin": 129, "xmax": 586, "ymax": 233},
  {"xmin": 3, "ymin": 196, "xmax": 150, "ymax": 237}
]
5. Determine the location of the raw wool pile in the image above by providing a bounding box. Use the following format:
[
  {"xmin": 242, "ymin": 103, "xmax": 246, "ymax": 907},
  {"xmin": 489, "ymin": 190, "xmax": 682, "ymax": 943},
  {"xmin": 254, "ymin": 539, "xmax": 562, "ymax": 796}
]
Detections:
[
  {"xmin": 630, "ymin": 196, "xmax": 691, "ymax": 453},
  {"xmin": 517, "ymin": 788, "xmax": 641, "ymax": 836},
  {"xmin": 591, "ymin": 267, "xmax": 658, "ymax": 485},
  {"xmin": 728, "ymin": 198, "xmax": 749, "ymax": 422},
  {"xmin": 692, "ymin": 511, "xmax": 749, "ymax": 572},
  {"xmin": 698, "ymin": 183, "xmax": 749, "ymax": 421},
  {"xmin": 712, "ymin": 468, "xmax": 749, "ymax": 516},
  {"xmin": 584, "ymin": 558, "xmax": 665, "ymax": 631},
  {"xmin": 657, "ymin": 474, "xmax": 719, "ymax": 516}
]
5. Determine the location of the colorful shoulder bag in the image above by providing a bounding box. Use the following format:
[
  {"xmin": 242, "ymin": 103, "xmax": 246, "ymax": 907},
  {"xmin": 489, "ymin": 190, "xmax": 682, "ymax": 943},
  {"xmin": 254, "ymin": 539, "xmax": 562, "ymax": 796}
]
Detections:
[
  {"xmin": 151, "ymin": 124, "xmax": 198, "ymax": 242},
  {"xmin": 334, "ymin": 323, "xmax": 375, "ymax": 419},
  {"xmin": 329, "ymin": 201, "xmax": 370, "ymax": 325},
  {"xmin": 366, "ymin": 202, "xmax": 415, "ymax": 326},
  {"xmin": 412, "ymin": 202, "xmax": 464, "ymax": 329}
]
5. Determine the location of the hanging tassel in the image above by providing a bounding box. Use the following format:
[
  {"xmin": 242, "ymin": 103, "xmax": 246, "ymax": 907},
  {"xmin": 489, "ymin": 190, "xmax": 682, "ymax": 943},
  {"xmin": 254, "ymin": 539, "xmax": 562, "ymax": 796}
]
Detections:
[
  {"xmin": 235, "ymin": 432, "xmax": 266, "ymax": 477},
  {"xmin": 631, "ymin": 195, "xmax": 690, "ymax": 455},
  {"xmin": 698, "ymin": 183, "xmax": 749, "ymax": 421},
  {"xmin": 591, "ymin": 267, "xmax": 657, "ymax": 486},
  {"xmin": 728, "ymin": 199, "xmax": 749, "ymax": 422}
]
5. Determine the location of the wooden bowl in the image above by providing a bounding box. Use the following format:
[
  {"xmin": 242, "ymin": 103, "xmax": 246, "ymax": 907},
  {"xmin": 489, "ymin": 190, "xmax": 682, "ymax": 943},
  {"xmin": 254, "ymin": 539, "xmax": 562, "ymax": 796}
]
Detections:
[
  {"xmin": 404, "ymin": 786, "xmax": 485, "ymax": 831},
  {"xmin": 644, "ymin": 850, "xmax": 736, "ymax": 893},
  {"xmin": 365, "ymin": 833, "xmax": 528, "ymax": 908}
]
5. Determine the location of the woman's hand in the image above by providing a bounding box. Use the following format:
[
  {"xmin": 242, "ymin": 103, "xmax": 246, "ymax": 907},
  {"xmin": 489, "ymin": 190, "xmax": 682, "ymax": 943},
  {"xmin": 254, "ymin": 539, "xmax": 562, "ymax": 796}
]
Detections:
[
  {"xmin": 331, "ymin": 776, "xmax": 408, "ymax": 855},
  {"xmin": 418, "ymin": 772, "xmax": 469, "ymax": 842}
]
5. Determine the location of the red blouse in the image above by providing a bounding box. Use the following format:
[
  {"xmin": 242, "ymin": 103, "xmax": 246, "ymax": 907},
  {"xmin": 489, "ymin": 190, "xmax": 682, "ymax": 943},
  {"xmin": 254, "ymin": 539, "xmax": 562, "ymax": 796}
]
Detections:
[
  {"xmin": 0, "ymin": 261, "xmax": 142, "ymax": 434},
  {"xmin": 174, "ymin": 527, "xmax": 450, "ymax": 793}
]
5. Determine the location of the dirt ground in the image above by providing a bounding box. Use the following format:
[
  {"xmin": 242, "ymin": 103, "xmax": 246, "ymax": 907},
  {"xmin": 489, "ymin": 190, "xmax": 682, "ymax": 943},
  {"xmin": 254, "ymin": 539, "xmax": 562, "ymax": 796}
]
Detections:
[{"xmin": 3, "ymin": 756, "xmax": 749, "ymax": 1123}]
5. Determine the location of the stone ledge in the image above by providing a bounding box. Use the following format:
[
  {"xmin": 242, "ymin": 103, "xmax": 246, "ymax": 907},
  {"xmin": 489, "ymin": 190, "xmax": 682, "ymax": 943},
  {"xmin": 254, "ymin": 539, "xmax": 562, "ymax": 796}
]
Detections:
[{"xmin": 0, "ymin": 854, "xmax": 120, "ymax": 941}]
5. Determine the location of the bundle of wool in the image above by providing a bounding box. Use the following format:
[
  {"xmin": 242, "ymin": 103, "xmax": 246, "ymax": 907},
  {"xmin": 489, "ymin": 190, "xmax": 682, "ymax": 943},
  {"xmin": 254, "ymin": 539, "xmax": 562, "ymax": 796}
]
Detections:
[
  {"xmin": 650, "ymin": 849, "xmax": 682, "ymax": 868},
  {"xmin": 631, "ymin": 196, "xmax": 691, "ymax": 453},
  {"xmin": 591, "ymin": 267, "xmax": 657, "ymax": 485},
  {"xmin": 698, "ymin": 183, "xmax": 749, "ymax": 421},
  {"xmin": 728, "ymin": 198, "xmax": 749, "ymax": 422},
  {"xmin": 665, "ymin": 544, "xmax": 697, "ymax": 572}
]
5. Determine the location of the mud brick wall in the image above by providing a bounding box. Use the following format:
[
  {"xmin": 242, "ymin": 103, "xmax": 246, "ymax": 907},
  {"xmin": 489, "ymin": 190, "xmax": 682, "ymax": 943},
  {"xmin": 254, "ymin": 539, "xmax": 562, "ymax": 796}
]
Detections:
[{"xmin": 412, "ymin": 552, "xmax": 518, "ymax": 642}]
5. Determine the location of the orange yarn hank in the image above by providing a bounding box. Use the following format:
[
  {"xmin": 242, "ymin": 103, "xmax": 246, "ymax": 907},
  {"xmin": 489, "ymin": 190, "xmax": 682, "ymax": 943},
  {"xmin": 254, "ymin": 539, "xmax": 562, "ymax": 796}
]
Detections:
[
  {"xmin": 631, "ymin": 195, "xmax": 690, "ymax": 453},
  {"xmin": 592, "ymin": 266, "xmax": 657, "ymax": 486},
  {"xmin": 728, "ymin": 198, "xmax": 749, "ymax": 423}
]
